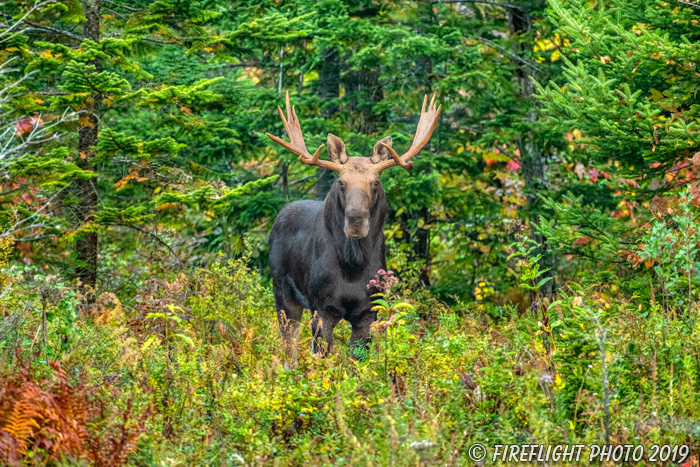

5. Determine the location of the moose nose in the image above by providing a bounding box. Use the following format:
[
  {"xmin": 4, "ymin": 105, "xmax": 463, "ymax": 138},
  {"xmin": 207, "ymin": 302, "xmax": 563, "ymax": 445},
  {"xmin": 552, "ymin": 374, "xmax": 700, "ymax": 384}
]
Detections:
[
  {"xmin": 344, "ymin": 208, "xmax": 370, "ymax": 239},
  {"xmin": 346, "ymin": 210, "xmax": 366, "ymax": 225}
]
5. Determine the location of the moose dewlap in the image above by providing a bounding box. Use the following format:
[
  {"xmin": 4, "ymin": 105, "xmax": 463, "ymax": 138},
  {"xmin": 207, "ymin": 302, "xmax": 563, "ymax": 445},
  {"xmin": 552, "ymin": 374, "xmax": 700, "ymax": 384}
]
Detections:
[{"xmin": 266, "ymin": 92, "xmax": 441, "ymax": 368}]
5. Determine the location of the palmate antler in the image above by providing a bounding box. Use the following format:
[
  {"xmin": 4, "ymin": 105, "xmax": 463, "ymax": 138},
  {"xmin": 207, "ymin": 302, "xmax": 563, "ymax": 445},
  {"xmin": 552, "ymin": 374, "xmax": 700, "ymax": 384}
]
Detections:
[
  {"xmin": 265, "ymin": 91, "xmax": 344, "ymax": 172},
  {"xmin": 374, "ymin": 94, "xmax": 442, "ymax": 172},
  {"xmin": 267, "ymin": 92, "xmax": 441, "ymax": 173}
]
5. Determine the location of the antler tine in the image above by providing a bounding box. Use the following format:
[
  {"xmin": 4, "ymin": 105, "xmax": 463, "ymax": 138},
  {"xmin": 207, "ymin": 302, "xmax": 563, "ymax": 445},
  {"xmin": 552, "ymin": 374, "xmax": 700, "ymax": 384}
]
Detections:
[
  {"xmin": 405, "ymin": 93, "xmax": 441, "ymax": 162},
  {"xmin": 374, "ymin": 93, "xmax": 441, "ymax": 173},
  {"xmin": 379, "ymin": 142, "xmax": 414, "ymax": 171},
  {"xmin": 266, "ymin": 91, "xmax": 342, "ymax": 172}
]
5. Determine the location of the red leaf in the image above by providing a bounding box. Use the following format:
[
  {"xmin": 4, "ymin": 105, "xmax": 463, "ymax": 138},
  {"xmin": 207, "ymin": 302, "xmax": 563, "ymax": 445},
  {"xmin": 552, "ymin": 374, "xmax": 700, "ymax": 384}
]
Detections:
[{"xmin": 506, "ymin": 160, "xmax": 521, "ymax": 172}]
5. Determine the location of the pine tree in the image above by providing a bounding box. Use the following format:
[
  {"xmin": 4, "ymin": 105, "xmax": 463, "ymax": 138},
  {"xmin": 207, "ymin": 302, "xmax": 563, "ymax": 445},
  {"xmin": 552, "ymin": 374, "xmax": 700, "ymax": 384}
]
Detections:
[
  {"xmin": 535, "ymin": 0, "xmax": 700, "ymax": 272},
  {"xmin": 2, "ymin": 1, "xmax": 304, "ymax": 302}
]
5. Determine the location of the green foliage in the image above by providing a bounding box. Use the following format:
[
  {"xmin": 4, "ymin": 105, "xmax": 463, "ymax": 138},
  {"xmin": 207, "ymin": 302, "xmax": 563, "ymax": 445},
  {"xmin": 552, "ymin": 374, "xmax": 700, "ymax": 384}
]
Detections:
[
  {"xmin": 533, "ymin": 0, "xmax": 700, "ymax": 278},
  {"xmin": 3, "ymin": 252, "xmax": 699, "ymax": 464},
  {"xmin": 4, "ymin": 0, "xmax": 700, "ymax": 465},
  {"xmin": 635, "ymin": 187, "xmax": 700, "ymax": 322},
  {"xmin": 535, "ymin": 0, "xmax": 700, "ymax": 175}
]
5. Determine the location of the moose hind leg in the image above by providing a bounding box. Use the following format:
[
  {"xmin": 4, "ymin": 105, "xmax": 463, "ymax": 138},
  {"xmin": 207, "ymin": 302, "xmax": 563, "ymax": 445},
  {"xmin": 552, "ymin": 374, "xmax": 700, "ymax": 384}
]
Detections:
[{"xmin": 310, "ymin": 311, "xmax": 322, "ymax": 355}]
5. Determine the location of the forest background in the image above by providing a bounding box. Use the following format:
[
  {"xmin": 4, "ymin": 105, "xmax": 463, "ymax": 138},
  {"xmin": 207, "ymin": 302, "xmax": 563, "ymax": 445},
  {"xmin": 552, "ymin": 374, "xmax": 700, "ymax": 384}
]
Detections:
[{"xmin": 2, "ymin": 0, "xmax": 700, "ymax": 465}]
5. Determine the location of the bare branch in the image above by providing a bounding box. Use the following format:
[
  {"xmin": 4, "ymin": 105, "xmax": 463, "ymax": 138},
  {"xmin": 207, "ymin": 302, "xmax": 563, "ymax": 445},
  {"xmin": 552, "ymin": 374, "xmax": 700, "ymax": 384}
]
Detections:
[
  {"xmin": 0, "ymin": 0, "xmax": 57, "ymax": 40},
  {"xmin": 676, "ymin": 0, "xmax": 700, "ymax": 8},
  {"xmin": 433, "ymin": 0, "xmax": 522, "ymax": 9},
  {"xmin": 114, "ymin": 223, "xmax": 184, "ymax": 266},
  {"xmin": 103, "ymin": 0, "xmax": 144, "ymax": 12},
  {"xmin": 0, "ymin": 186, "xmax": 68, "ymax": 239},
  {"xmin": 0, "ymin": 11, "xmax": 83, "ymax": 42},
  {"xmin": 473, "ymin": 36, "xmax": 541, "ymax": 73}
]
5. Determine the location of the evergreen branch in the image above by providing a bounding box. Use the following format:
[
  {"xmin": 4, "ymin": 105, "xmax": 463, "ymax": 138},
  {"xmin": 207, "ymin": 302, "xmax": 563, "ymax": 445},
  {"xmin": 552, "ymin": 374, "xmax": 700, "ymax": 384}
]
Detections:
[
  {"xmin": 432, "ymin": 0, "xmax": 523, "ymax": 10},
  {"xmin": 139, "ymin": 37, "xmax": 178, "ymax": 45},
  {"xmin": 100, "ymin": 32, "xmax": 178, "ymax": 44}
]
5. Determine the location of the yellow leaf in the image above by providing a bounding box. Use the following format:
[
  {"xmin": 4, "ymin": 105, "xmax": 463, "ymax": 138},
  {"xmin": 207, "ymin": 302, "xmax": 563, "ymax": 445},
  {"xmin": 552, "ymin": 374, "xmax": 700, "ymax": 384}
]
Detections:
[
  {"xmin": 141, "ymin": 336, "xmax": 159, "ymax": 352},
  {"xmin": 650, "ymin": 89, "xmax": 664, "ymax": 101},
  {"xmin": 79, "ymin": 116, "xmax": 95, "ymax": 128},
  {"xmin": 551, "ymin": 49, "xmax": 561, "ymax": 62}
]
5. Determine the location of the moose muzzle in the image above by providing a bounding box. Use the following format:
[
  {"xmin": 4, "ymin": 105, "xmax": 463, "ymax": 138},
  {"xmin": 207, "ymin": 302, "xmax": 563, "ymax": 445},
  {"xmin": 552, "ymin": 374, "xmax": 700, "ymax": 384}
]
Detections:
[{"xmin": 344, "ymin": 189, "xmax": 370, "ymax": 239}]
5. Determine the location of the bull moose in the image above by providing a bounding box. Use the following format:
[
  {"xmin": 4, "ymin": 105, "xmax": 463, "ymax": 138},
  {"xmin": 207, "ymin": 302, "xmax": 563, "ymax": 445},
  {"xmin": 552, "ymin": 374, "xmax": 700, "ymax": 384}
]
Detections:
[{"xmin": 266, "ymin": 92, "xmax": 440, "ymax": 368}]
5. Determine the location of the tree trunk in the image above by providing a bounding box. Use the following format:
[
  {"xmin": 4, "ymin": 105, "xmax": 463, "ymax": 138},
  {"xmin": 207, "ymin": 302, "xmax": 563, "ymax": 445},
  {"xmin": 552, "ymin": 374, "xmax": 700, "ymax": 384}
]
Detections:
[
  {"xmin": 411, "ymin": 46, "xmax": 434, "ymax": 287},
  {"xmin": 316, "ymin": 47, "xmax": 341, "ymax": 200},
  {"xmin": 507, "ymin": 6, "xmax": 556, "ymax": 301},
  {"xmin": 342, "ymin": 67, "xmax": 385, "ymax": 135},
  {"xmin": 75, "ymin": 0, "xmax": 101, "ymax": 305}
]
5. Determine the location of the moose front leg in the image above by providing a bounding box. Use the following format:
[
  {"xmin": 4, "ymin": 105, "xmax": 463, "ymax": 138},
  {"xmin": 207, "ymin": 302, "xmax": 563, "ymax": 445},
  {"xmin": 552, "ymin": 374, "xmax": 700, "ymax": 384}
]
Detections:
[
  {"xmin": 311, "ymin": 311, "xmax": 340, "ymax": 356},
  {"xmin": 349, "ymin": 312, "xmax": 376, "ymax": 361}
]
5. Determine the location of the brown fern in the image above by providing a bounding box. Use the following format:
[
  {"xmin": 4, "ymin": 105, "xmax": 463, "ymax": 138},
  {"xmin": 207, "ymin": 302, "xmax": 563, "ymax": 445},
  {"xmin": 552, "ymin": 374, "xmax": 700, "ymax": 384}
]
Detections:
[
  {"xmin": 0, "ymin": 361, "xmax": 86, "ymax": 464},
  {"xmin": 84, "ymin": 394, "xmax": 151, "ymax": 467},
  {"xmin": 0, "ymin": 358, "xmax": 151, "ymax": 466}
]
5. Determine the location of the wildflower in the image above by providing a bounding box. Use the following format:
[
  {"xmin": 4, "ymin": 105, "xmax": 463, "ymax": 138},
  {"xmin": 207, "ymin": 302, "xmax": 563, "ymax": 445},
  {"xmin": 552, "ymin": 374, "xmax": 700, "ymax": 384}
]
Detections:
[
  {"xmin": 539, "ymin": 372, "xmax": 554, "ymax": 385},
  {"xmin": 366, "ymin": 268, "xmax": 399, "ymax": 293}
]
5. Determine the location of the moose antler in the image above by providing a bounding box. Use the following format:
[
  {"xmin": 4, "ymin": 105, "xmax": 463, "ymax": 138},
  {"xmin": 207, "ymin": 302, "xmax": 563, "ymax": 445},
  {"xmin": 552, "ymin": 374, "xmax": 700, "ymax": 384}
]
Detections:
[
  {"xmin": 374, "ymin": 94, "xmax": 441, "ymax": 172},
  {"xmin": 266, "ymin": 91, "xmax": 343, "ymax": 172}
]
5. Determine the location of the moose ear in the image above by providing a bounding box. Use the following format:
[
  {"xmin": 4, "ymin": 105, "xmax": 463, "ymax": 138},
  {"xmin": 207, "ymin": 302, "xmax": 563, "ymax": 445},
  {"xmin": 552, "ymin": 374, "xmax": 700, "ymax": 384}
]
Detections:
[
  {"xmin": 327, "ymin": 133, "xmax": 349, "ymax": 164},
  {"xmin": 370, "ymin": 136, "xmax": 393, "ymax": 163}
]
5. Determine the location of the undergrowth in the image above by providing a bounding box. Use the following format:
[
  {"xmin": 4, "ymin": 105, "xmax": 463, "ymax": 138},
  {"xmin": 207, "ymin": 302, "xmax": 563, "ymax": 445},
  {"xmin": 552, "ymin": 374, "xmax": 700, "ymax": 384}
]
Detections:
[{"xmin": 1, "ymin": 233, "xmax": 700, "ymax": 465}]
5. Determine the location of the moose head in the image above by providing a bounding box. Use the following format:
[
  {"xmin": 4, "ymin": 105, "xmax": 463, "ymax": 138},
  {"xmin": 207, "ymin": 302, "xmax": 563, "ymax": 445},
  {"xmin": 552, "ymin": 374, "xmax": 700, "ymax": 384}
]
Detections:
[{"xmin": 266, "ymin": 92, "xmax": 441, "ymax": 240}]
